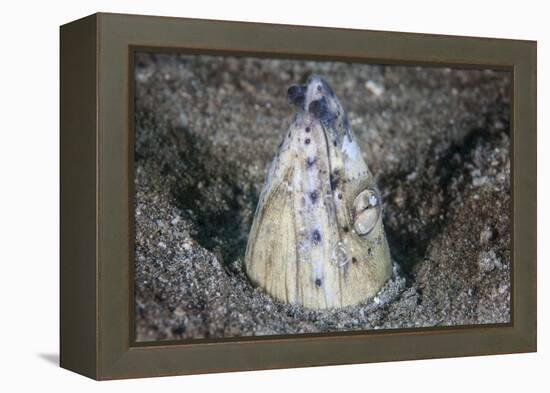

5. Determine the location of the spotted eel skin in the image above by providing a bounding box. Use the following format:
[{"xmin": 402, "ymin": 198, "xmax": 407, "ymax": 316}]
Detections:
[{"xmin": 245, "ymin": 75, "xmax": 391, "ymax": 309}]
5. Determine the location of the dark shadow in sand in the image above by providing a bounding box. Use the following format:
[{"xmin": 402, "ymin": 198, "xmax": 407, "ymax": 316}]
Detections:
[
  {"xmin": 380, "ymin": 117, "xmax": 508, "ymax": 276},
  {"xmin": 148, "ymin": 124, "xmax": 259, "ymax": 268}
]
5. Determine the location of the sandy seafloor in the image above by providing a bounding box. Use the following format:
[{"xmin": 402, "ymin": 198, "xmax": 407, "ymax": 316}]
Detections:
[{"xmin": 133, "ymin": 52, "xmax": 511, "ymax": 342}]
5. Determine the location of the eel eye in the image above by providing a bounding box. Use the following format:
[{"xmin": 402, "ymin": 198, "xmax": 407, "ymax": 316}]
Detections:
[{"xmin": 352, "ymin": 189, "xmax": 380, "ymax": 236}]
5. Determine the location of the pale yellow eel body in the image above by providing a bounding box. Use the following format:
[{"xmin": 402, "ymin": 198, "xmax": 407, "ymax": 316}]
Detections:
[{"xmin": 245, "ymin": 75, "xmax": 391, "ymax": 309}]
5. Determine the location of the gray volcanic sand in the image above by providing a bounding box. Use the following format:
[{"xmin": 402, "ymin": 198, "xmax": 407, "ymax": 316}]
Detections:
[{"xmin": 134, "ymin": 53, "xmax": 511, "ymax": 341}]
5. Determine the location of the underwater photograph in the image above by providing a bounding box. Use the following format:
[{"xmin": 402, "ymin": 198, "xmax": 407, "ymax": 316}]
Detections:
[{"xmin": 132, "ymin": 52, "xmax": 511, "ymax": 342}]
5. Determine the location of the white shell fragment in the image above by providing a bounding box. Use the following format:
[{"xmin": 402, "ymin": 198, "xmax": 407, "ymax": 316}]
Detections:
[{"xmin": 244, "ymin": 75, "xmax": 392, "ymax": 309}]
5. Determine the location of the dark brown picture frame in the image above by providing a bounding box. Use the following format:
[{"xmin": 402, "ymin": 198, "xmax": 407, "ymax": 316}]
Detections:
[{"xmin": 60, "ymin": 12, "xmax": 537, "ymax": 380}]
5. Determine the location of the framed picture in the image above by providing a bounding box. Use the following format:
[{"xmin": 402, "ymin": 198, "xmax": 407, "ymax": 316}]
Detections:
[{"xmin": 60, "ymin": 12, "xmax": 536, "ymax": 380}]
